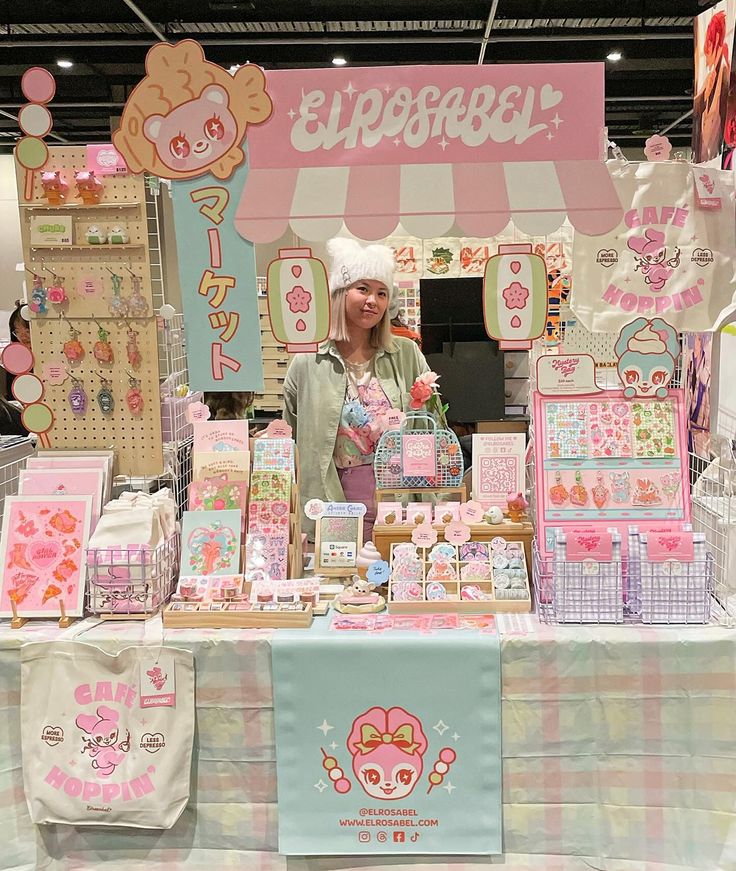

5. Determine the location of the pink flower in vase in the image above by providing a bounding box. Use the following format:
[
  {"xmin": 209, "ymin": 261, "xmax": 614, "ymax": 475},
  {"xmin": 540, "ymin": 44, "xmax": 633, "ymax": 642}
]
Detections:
[
  {"xmin": 502, "ymin": 281, "xmax": 529, "ymax": 310},
  {"xmin": 409, "ymin": 381, "xmax": 433, "ymax": 409},
  {"xmin": 286, "ymin": 285, "xmax": 312, "ymax": 314}
]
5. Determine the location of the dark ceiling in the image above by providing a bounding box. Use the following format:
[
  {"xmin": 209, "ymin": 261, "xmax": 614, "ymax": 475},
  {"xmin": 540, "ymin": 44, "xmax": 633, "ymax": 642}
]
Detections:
[{"xmin": 0, "ymin": 1, "xmax": 706, "ymax": 151}]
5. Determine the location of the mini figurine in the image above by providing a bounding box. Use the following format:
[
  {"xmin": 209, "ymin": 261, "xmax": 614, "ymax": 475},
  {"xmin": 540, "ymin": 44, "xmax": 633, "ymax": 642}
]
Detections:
[
  {"xmin": 75, "ymin": 170, "xmax": 104, "ymax": 205},
  {"xmin": 483, "ymin": 506, "xmax": 504, "ymax": 525},
  {"xmin": 85, "ymin": 224, "xmax": 107, "ymax": 245},
  {"xmin": 334, "ymin": 574, "xmax": 385, "ymax": 614},
  {"xmin": 41, "ymin": 171, "xmax": 68, "ymax": 205},
  {"xmin": 506, "ymin": 492, "xmax": 529, "ymax": 522},
  {"xmin": 108, "ymin": 225, "xmax": 129, "ymax": 244}
]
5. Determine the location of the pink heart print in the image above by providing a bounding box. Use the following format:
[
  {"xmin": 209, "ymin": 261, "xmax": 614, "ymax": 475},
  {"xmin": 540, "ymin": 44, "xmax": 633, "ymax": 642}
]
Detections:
[
  {"xmin": 29, "ymin": 539, "xmax": 62, "ymax": 570},
  {"xmin": 510, "ymin": 260, "xmax": 521, "ymax": 274}
]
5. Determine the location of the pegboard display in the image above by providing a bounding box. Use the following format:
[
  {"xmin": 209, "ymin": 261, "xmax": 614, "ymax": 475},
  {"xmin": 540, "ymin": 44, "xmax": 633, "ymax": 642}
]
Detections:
[{"xmin": 16, "ymin": 146, "xmax": 163, "ymax": 477}]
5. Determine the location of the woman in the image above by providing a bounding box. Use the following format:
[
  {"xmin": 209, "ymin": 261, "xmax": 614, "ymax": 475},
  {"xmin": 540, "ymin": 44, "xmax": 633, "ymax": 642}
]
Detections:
[{"xmin": 284, "ymin": 238, "xmax": 433, "ymax": 540}]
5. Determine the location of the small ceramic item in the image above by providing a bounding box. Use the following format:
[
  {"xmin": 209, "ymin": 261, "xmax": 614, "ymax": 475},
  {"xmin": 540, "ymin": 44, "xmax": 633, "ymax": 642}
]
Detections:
[
  {"xmin": 41, "ymin": 171, "xmax": 68, "ymax": 205},
  {"xmin": 570, "ymin": 472, "xmax": 589, "ymax": 507},
  {"xmin": 108, "ymin": 225, "xmax": 129, "ymax": 244},
  {"xmin": 96, "ymin": 375, "xmax": 114, "ymax": 415},
  {"xmin": 62, "ymin": 320, "xmax": 85, "ymax": 362},
  {"xmin": 425, "ymin": 581, "xmax": 448, "ymax": 600},
  {"xmin": 93, "ymin": 324, "xmax": 114, "ymax": 364},
  {"xmin": 85, "ymin": 224, "xmax": 107, "ymax": 245},
  {"xmin": 126, "ymin": 376, "xmax": 144, "ymax": 415},
  {"xmin": 68, "ymin": 377, "xmax": 87, "ymax": 415},
  {"xmin": 483, "ymin": 506, "xmax": 504, "ymax": 524},
  {"xmin": 549, "ymin": 471, "xmax": 569, "ymax": 506},
  {"xmin": 75, "ymin": 170, "xmax": 104, "ymax": 205}
]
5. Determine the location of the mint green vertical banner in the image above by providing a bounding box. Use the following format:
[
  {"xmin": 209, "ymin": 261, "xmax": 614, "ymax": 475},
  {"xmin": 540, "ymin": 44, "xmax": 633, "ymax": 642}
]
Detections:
[{"xmin": 171, "ymin": 162, "xmax": 264, "ymax": 392}]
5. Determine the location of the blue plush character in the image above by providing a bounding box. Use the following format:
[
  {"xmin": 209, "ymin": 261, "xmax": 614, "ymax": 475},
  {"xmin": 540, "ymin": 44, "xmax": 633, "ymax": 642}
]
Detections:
[{"xmin": 614, "ymin": 317, "xmax": 679, "ymax": 399}]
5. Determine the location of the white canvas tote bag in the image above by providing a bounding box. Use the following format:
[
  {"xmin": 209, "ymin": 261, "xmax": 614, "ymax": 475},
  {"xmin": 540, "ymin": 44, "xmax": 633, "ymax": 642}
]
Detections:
[
  {"xmin": 21, "ymin": 640, "xmax": 194, "ymax": 828},
  {"xmin": 571, "ymin": 161, "xmax": 736, "ymax": 332}
]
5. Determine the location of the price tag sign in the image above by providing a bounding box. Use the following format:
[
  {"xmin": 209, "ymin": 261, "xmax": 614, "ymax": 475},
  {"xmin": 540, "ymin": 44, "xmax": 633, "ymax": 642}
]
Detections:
[
  {"xmin": 186, "ymin": 401, "xmax": 211, "ymax": 423},
  {"xmin": 411, "ymin": 524, "xmax": 438, "ymax": 548},
  {"xmin": 385, "ymin": 409, "xmax": 406, "ymax": 430},
  {"xmin": 265, "ymin": 418, "xmax": 293, "ymax": 439},
  {"xmin": 460, "ymin": 501, "xmax": 484, "ymax": 524},
  {"xmin": 304, "ymin": 498, "xmax": 326, "ymax": 520},
  {"xmin": 367, "ymin": 560, "xmax": 390, "ymax": 585},
  {"xmin": 445, "ymin": 521, "xmax": 471, "ymax": 544},
  {"xmin": 42, "ymin": 360, "xmax": 68, "ymax": 386}
]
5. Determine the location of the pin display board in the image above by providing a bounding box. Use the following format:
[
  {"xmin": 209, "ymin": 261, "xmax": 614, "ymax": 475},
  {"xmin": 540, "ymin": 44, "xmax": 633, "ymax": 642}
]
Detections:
[{"xmin": 16, "ymin": 146, "xmax": 163, "ymax": 477}]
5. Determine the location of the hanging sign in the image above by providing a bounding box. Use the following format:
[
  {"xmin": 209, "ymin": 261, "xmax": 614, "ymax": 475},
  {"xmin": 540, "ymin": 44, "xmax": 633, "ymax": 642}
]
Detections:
[{"xmin": 536, "ymin": 354, "xmax": 602, "ymax": 396}]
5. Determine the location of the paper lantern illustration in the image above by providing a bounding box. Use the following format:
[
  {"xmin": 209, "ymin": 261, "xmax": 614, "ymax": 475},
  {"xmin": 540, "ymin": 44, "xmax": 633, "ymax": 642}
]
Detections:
[
  {"xmin": 266, "ymin": 247, "xmax": 330, "ymax": 353},
  {"xmin": 483, "ymin": 243, "xmax": 548, "ymax": 350}
]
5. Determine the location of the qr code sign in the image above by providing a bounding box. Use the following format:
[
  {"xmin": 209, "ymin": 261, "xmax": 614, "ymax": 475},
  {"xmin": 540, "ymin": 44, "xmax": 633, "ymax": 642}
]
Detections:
[{"xmin": 479, "ymin": 456, "xmax": 517, "ymax": 498}]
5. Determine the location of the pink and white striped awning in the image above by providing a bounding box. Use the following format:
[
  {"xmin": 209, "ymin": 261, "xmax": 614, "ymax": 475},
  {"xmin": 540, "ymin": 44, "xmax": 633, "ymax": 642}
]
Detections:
[{"xmin": 235, "ymin": 160, "xmax": 622, "ymax": 243}]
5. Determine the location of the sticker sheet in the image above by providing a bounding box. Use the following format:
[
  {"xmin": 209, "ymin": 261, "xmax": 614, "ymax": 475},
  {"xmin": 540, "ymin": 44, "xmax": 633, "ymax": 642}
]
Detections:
[{"xmin": 0, "ymin": 495, "xmax": 94, "ymax": 617}]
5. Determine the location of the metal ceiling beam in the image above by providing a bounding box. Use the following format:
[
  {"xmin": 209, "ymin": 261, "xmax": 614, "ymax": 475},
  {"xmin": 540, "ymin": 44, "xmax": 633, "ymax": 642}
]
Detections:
[
  {"xmin": 119, "ymin": 0, "xmax": 166, "ymax": 42},
  {"xmin": 0, "ymin": 31, "xmax": 692, "ymax": 48},
  {"xmin": 477, "ymin": 0, "xmax": 500, "ymax": 65},
  {"xmin": 0, "ymin": 108, "xmax": 69, "ymax": 142}
]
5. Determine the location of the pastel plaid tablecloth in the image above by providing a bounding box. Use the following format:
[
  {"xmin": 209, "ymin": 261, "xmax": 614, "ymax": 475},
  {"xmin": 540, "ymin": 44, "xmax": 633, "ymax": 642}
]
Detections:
[{"xmin": 1, "ymin": 616, "xmax": 735, "ymax": 871}]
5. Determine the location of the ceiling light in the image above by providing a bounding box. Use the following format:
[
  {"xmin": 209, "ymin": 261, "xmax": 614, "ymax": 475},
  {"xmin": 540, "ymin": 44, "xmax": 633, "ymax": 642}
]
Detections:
[
  {"xmin": 332, "ymin": 56, "xmax": 347, "ymax": 67},
  {"xmin": 56, "ymin": 59, "xmax": 73, "ymax": 69},
  {"xmin": 606, "ymin": 50, "xmax": 622, "ymax": 62}
]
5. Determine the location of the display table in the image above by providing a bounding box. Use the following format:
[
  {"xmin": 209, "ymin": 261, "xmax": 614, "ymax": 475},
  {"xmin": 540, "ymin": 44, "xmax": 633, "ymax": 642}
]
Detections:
[{"xmin": 2, "ymin": 617, "xmax": 735, "ymax": 871}]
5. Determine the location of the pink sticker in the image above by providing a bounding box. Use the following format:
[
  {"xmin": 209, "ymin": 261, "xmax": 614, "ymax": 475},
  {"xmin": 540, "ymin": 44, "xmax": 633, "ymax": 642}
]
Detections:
[
  {"xmin": 402, "ymin": 433, "xmax": 437, "ymax": 478},
  {"xmin": 42, "ymin": 360, "xmax": 68, "ymax": 386},
  {"xmin": 646, "ymin": 531, "xmax": 694, "ymax": 562},
  {"xmin": 460, "ymin": 501, "xmax": 484, "ymax": 524},
  {"xmin": 445, "ymin": 521, "xmax": 472, "ymax": 545},
  {"xmin": 567, "ymin": 532, "xmax": 613, "ymax": 561},
  {"xmin": 411, "ymin": 524, "xmax": 438, "ymax": 548},
  {"xmin": 86, "ymin": 143, "xmax": 128, "ymax": 176},
  {"xmin": 77, "ymin": 276, "xmax": 102, "ymax": 298}
]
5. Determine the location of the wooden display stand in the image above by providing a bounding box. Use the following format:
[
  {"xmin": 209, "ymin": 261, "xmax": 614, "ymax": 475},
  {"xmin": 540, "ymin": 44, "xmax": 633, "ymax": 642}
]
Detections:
[
  {"xmin": 373, "ymin": 518, "xmax": 534, "ymax": 568},
  {"xmin": 163, "ymin": 602, "xmax": 313, "ymax": 629},
  {"xmin": 16, "ymin": 145, "xmax": 163, "ymax": 478},
  {"xmin": 10, "ymin": 597, "xmax": 74, "ymax": 630}
]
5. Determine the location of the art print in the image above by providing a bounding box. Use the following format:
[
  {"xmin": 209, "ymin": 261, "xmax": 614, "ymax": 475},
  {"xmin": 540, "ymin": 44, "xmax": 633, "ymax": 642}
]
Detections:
[
  {"xmin": 180, "ymin": 510, "xmax": 241, "ymax": 576},
  {"xmin": 0, "ymin": 495, "xmax": 93, "ymax": 617},
  {"xmin": 193, "ymin": 419, "xmax": 249, "ymax": 453},
  {"xmin": 19, "ymin": 467, "xmax": 105, "ymax": 528}
]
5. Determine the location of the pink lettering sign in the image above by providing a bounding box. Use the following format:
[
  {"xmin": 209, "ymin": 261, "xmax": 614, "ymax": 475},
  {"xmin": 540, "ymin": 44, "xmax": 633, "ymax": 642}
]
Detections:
[
  {"xmin": 567, "ymin": 532, "xmax": 613, "ymax": 561},
  {"xmin": 646, "ymin": 531, "xmax": 694, "ymax": 562},
  {"xmin": 248, "ymin": 63, "xmax": 604, "ymax": 169},
  {"xmin": 402, "ymin": 434, "xmax": 437, "ymax": 478}
]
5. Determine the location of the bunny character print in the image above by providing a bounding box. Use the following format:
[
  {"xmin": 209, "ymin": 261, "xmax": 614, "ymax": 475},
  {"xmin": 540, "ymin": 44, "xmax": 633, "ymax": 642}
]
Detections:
[{"xmin": 76, "ymin": 705, "xmax": 131, "ymax": 777}]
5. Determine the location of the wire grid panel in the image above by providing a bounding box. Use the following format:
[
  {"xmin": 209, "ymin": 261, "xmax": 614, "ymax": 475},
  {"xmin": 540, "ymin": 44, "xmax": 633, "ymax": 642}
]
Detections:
[
  {"xmin": 86, "ymin": 532, "xmax": 180, "ymax": 617},
  {"xmin": 0, "ymin": 439, "xmax": 36, "ymax": 518},
  {"xmin": 636, "ymin": 553, "xmax": 714, "ymax": 624},
  {"xmin": 374, "ymin": 413, "xmax": 464, "ymax": 489},
  {"xmin": 690, "ymin": 449, "xmax": 735, "ymax": 621}
]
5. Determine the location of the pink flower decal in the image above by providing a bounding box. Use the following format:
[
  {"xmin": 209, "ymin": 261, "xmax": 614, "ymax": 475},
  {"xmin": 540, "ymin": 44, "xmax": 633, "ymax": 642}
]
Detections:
[
  {"xmin": 286, "ymin": 284, "xmax": 312, "ymax": 314},
  {"xmin": 502, "ymin": 281, "xmax": 529, "ymax": 310}
]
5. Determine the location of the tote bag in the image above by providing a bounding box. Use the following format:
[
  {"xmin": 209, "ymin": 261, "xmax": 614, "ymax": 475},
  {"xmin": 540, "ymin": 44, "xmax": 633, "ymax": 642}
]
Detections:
[
  {"xmin": 570, "ymin": 161, "xmax": 736, "ymax": 333},
  {"xmin": 21, "ymin": 640, "xmax": 194, "ymax": 828}
]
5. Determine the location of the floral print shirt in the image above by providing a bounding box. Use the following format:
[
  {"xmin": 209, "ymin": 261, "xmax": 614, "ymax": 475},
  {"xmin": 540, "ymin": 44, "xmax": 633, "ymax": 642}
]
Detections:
[{"xmin": 334, "ymin": 375, "xmax": 392, "ymax": 469}]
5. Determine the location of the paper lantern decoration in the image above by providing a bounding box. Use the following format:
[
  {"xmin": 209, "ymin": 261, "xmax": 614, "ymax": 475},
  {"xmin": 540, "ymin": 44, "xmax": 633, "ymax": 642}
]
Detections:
[
  {"xmin": 482, "ymin": 243, "xmax": 548, "ymax": 350},
  {"xmin": 266, "ymin": 247, "xmax": 330, "ymax": 353}
]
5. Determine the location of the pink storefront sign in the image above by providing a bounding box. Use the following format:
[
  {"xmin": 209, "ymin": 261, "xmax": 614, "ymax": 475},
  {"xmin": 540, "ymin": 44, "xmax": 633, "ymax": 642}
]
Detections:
[{"xmin": 247, "ymin": 63, "xmax": 605, "ymax": 168}]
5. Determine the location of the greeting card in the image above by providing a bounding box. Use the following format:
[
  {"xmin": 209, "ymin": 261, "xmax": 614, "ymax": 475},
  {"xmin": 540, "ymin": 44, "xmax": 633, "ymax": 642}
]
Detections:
[
  {"xmin": 188, "ymin": 477, "xmax": 248, "ymax": 515},
  {"xmin": 193, "ymin": 419, "xmax": 249, "ymax": 453},
  {"xmin": 250, "ymin": 470, "xmax": 291, "ymax": 502},
  {"xmin": 181, "ymin": 510, "xmax": 242, "ymax": 576},
  {"xmin": 253, "ymin": 438, "xmax": 295, "ymax": 474},
  {"xmin": 0, "ymin": 495, "xmax": 94, "ymax": 618},
  {"xmin": 472, "ymin": 433, "xmax": 526, "ymax": 507},
  {"xmin": 193, "ymin": 451, "xmax": 250, "ymax": 484},
  {"xmin": 19, "ymin": 467, "xmax": 105, "ymax": 528}
]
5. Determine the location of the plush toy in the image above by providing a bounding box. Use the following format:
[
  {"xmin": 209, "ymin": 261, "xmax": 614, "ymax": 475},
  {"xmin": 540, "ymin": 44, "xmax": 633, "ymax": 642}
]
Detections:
[
  {"xmin": 483, "ymin": 506, "xmax": 504, "ymax": 524},
  {"xmin": 41, "ymin": 171, "xmax": 68, "ymax": 205},
  {"xmin": 334, "ymin": 574, "xmax": 385, "ymax": 614},
  {"xmin": 108, "ymin": 225, "xmax": 129, "ymax": 244}
]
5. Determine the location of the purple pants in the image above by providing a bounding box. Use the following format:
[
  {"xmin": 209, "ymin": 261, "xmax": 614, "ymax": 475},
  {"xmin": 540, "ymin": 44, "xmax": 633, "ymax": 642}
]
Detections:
[{"xmin": 337, "ymin": 464, "xmax": 377, "ymax": 542}]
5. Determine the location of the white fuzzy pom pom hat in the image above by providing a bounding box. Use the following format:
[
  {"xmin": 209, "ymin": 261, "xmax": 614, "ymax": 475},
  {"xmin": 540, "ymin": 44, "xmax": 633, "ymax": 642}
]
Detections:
[{"xmin": 326, "ymin": 237, "xmax": 395, "ymax": 295}]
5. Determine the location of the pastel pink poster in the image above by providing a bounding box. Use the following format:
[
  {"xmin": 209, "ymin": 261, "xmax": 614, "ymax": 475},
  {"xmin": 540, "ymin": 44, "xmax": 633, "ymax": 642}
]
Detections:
[
  {"xmin": 402, "ymin": 434, "xmax": 437, "ymax": 478},
  {"xmin": 19, "ymin": 467, "xmax": 104, "ymax": 528},
  {"xmin": 0, "ymin": 495, "xmax": 93, "ymax": 618}
]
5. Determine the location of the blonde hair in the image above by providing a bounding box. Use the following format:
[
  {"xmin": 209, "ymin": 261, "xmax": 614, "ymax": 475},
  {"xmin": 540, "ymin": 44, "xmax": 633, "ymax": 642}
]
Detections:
[{"xmin": 328, "ymin": 285, "xmax": 396, "ymax": 351}]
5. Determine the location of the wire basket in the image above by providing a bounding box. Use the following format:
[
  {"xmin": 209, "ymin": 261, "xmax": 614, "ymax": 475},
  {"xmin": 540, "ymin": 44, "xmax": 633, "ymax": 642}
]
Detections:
[
  {"xmin": 373, "ymin": 412, "xmax": 464, "ymax": 489},
  {"xmin": 85, "ymin": 533, "xmax": 180, "ymax": 618},
  {"xmin": 533, "ymin": 538, "xmax": 715, "ymax": 625}
]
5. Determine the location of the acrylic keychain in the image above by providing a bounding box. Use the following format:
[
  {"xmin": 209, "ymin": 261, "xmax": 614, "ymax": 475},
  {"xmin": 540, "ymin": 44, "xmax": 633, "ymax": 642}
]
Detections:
[
  {"xmin": 93, "ymin": 318, "xmax": 115, "ymax": 364},
  {"xmin": 107, "ymin": 268, "xmax": 129, "ymax": 318},
  {"xmin": 592, "ymin": 472, "xmax": 610, "ymax": 509},
  {"xmin": 68, "ymin": 375, "xmax": 88, "ymax": 415},
  {"xmin": 61, "ymin": 313, "xmax": 85, "ymax": 362},
  {"xmin": 125, "ymin": 319, "xmax": 142, "ymax": 369},
  {"xmin": 570, "ymin": 471, "xmax": 589, "ymax": 507},
  {"xmin": 126, "ymin": 372, "xmax": 144, "ymax": 415},
  {"xmin": 548, "ymin": 471, "xmax": 569, "ymax": 506},
  {"xmin": 44, "ymin": 265, "xmax": 66, "ymax": 305},
  {"xmin": 126, "ymin": 267, "xmax": 149, "ymax": 317},
  {"xmin": 27, "ymin": 268, "xmax": 47, "ymax": 315},
  {"xmin": 95, "ymin": 372, "xmax": 115, "ymax": 415}
]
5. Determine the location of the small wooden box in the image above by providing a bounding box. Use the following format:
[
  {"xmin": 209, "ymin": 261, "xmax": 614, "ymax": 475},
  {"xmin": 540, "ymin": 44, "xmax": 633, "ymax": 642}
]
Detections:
[{"xmin": 163, "ymin": 601, "xmax": 313, "ymax": 629}]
